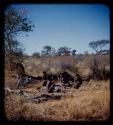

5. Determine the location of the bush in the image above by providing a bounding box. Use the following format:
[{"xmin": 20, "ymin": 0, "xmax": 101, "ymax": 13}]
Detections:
[{"xmin": 89, "ymin": 54, "xmax": 110, "ymax": 80}]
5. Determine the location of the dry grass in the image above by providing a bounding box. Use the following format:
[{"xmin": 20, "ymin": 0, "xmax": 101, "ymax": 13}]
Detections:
[
  {"xmin": 5, "ymin": 80, "xmax": 110, "ymax": 121},
  {"xmin": 4, "ymin": 55, "xmax": 110, "ymax": 121},
  {"xmin": 23, "ymin": 56, "xmax": 79, "ymax": 76}
]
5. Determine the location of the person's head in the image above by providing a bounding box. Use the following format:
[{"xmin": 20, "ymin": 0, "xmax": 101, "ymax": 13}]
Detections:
[
  {"xmin": 76, "ymin": 74, "xmax": 80, "ymax": 77},
  {"xmin": 43, "ymin": 71, "xmax": 47, "ymax": 75}
]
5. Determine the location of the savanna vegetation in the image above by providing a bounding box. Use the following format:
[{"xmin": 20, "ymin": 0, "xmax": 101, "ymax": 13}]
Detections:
[{"xmin": 4, "ymin": 5, "xmax": 110, "ymax": 121}]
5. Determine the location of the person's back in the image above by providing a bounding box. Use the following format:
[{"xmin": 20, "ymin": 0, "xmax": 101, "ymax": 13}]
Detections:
[
  {"xmin": 48, "ymin": 80, "xmax": 55, "ymax": 93},
  {"xmin": 41, "ymin": 80, "xmax": 49, "ymax": 93},
  {"xmin": 43, "ymin": 71, "xmax": 48, "ymax": 80},
  {"xmin": 42, "ymin": 76, "xmax": 54, "ymax": 93},
  {"xmin": 75, "ymin": 74, "xmax": 82, "ymax": 89}
]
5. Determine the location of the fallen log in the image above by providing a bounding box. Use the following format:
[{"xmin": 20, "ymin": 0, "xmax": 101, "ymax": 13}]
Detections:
[
  {"xmin": 28, "ymin": 93, "xmax": 61, "ymax": 99},
  {"xmin": 5, "ymin": 87, "xmax": 35, "ymax": 97},
  {"xmin": 5, "ymin": 87, "xmax": 21, "ymax": 94},
  {"xmin": 5, "ymin": 87, "xmax": 62, "ymax": 103}
]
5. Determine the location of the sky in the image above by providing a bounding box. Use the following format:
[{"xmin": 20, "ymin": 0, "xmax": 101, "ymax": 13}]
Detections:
[{"xmin": 12, "ymin": 4, "xmax": 110, "ymax": 55}]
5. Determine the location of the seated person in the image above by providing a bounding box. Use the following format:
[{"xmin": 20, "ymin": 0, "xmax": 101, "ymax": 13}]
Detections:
[
  {"xmin": 47, "ymin": 78, "xmax": 55, "ymax": 93},
  {"xmin": 75, "ymin": 74, "xmax": 82, "ymax": 89},
  {"xmin": 41, "ymin": 80, "xmax": 49, "ymax": 93},
  {"xmin": 42, "ymin": 73, "xmax": 55, "ymax": 93},
  {"xmin": 43, "ymin": 71, "xmax": 48, "ymax": 80}
]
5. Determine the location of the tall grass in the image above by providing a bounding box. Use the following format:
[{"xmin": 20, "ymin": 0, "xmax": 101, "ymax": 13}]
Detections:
[
  {"xmin": 5, "ymin": 80, "xmax": 110, "ymax": 121},
  {"xmin": 5, "ymin": 54, "xmax": 110, "ymax": 121}
]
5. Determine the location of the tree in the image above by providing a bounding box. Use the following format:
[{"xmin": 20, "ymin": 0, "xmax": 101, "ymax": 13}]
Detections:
[
  {"xmin": 41, "ymin": 45, "xmax": 56, "ymax": 56},
  {"xmin": 57, "ymin": 47, "xmax": 71, "ymax": 56},
  {"xmin": 50, "ymin": 47, "xmax": 56, "ymax": 56},
  {"xmin": 4, "ymin": 5, "xmax": 34, "ymax": 68},
  {"xmin": 72, "ymin": 49, "xmax": 76, "ymax": 56},
  {"xmin": 88, "ymin": 40, "xmax": 110, "ymax": 54},
  {"xmin": 89, "ymin": 40, "xmax": 110, "ymax": 80}
]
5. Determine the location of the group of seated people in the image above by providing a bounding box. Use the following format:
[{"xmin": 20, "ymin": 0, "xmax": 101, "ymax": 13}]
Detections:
[
  {"xmin": 13, "ymin": 62, "xmax": 82, "ymax": 91},
  {"xmin": 42, "ymin": 71, "xmax": 83, "ymax": 93}
]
